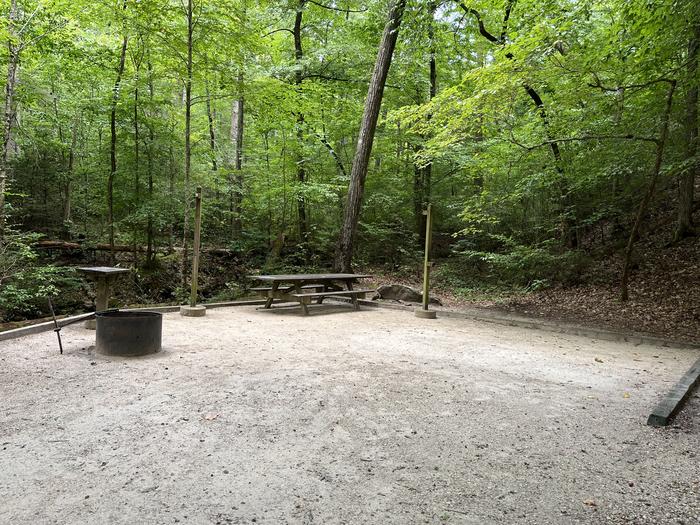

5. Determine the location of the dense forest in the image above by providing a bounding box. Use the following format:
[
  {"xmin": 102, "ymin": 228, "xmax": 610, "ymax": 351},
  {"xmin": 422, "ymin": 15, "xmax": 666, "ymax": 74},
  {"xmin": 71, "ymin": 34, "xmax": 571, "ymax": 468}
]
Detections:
[{"xmin": 0, "ymin": 0, "xmax": 698, "ymax": 337}]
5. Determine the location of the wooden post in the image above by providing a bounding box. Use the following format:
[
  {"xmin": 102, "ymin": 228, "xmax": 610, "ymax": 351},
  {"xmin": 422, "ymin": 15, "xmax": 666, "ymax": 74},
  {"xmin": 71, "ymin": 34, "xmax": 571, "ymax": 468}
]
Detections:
[
  {"xmin": 422, "ymin": 204, "xmax": 432, "ymax": 310},
  {"xmin": 416, "ymin": 204, "xmax": 436, "ymax": 319},
  {"xmin": 190, "ymin": 186, "xmax": 202, "ymax": 307}
]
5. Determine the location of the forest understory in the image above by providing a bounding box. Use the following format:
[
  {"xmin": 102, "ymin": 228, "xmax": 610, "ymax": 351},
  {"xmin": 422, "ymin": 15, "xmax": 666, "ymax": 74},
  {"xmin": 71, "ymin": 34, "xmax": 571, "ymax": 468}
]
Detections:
[
  {"xmin": 3, "ymin": 193, "xmax": 697, "ymax": 345},
  {"xmin": 386, "ymin": 195, "xmax": 700, "ymax": 344}
]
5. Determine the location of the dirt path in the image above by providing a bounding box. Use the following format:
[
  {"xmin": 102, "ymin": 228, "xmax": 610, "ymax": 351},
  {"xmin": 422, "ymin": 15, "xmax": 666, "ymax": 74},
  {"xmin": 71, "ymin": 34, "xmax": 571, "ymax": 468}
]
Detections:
[{"xmin": 1, "ymin": 305, "xmax": 698, "ymax": 524}]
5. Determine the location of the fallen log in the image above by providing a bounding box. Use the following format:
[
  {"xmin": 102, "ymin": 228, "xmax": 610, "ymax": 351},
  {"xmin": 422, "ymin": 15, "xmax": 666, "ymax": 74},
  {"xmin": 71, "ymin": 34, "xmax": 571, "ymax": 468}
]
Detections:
[
  {"xmin": 33, "ymin": 240, "xmax": 235, "ymax": 256},
  {"xmin": 34, "ymin": 240, "xmax": 143, "ymax": 252}
]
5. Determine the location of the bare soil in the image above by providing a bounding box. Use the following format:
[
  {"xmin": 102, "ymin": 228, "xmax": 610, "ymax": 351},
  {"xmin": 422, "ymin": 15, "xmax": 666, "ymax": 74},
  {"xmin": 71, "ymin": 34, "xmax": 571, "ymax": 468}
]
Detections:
[{"xmin": 1, "ymin": 304, "xmax": 698, "ymax": 524}]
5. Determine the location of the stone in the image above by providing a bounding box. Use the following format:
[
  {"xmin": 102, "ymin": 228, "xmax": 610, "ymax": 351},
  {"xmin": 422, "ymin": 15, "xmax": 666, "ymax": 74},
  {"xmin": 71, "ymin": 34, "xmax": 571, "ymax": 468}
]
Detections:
[
  {"xmin": 180, "ymin": 305, "xmax": 207, "ymax": 317},
  {"xmin": 414, "ymin": 308, "xmax": 437, "ymax": 319},
  {"xmin": 372, "ymin": 284, "xmax": 442, "ymax": 305}
]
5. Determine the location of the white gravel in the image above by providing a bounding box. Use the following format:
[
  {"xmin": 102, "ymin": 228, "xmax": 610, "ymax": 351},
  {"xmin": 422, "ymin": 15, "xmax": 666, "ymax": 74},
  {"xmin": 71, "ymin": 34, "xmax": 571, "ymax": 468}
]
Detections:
[{"xmin": 1, "ymin": 304, "xmax": 698, "ymax": 524}]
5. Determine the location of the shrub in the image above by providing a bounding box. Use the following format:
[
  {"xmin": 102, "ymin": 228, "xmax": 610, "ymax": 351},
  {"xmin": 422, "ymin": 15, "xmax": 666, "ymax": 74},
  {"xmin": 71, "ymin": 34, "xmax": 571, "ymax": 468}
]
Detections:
[
  {"xmin": 0, "ymin": 233, "xmax": 81, "ymax": 321},
  {"xmin": 456, "ymin": 240, "xmax": 591, "ymax": 288}
]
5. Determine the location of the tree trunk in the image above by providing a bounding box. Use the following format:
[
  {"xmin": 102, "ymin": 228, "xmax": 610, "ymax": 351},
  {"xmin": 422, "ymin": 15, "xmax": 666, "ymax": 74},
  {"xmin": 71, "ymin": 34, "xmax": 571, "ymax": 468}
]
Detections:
[
  {"xmin": 168, "ymin": 143, "xmax": 175, "ymax": 253},
  {"xmin": 108, "ymin": 15, "xmax": 129, "ymax": 262},
  {"xmin": 63, "ymin": 115, "xmax": 80, "ymax": 235},
  {"xmin": 620, "ymin": 81, "xmax": 676, "ymax": 301},
  {"xmin": 675, "ymin": 24, "xmax": 699, "ymax": 240},
  {"xmin": 414, "ymin": 0, "xmax": 437, "ymax": 245},
  {"xmin": 146, "ymin": 57, "xmax": 155, "ymax": 266},
  {"xmin": 232, "ymin": 71, "xmax": 244, "ymax": 239},
  {"xmin": 264, "ymin": 131, "xmax": 273, "ymax": 240},
  {"xmin": 181, "ymin": 0, "xmax": 194, "ymax": 286},
  {"xmin": 294, "ymin": 0, "xmax": 309, "ymax": 241},
  {"xmin": 133, "ymin": 58, "xmax": 141, "ymax": 208},
  {"xmin": 0, "ymin": 0, "xmax": 20, "ymax": 243},
  {"xmin": 413, "ymin": 156, "xmax": 425, "ymax": 238},
  {"xmin": 334, "ymin": 0, "xmax": 407, "ymax": 272},
  {"xmin": 205, "ymin": 80, "xmax": 217, "ymax": 171}
]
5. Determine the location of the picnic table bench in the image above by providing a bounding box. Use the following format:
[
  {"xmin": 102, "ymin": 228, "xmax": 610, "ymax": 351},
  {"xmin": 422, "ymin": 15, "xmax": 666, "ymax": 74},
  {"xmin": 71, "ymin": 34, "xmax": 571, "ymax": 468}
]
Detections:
[{"xmin": 249, "ymin": 273, "xmax": 374, "ymax": 315}]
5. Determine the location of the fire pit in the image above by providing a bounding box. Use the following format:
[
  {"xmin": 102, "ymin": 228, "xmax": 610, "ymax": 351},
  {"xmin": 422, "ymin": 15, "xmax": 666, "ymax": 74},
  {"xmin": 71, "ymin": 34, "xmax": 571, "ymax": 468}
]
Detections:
[{"xmin": 95, "ymin": 311, "xmax": 162, "ymax": 356}]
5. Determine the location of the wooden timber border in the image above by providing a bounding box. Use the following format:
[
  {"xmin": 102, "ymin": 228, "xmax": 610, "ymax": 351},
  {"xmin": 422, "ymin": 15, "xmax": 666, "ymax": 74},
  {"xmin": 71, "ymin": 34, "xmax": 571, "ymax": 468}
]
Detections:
[
  {"xmin": 0, "ymin": 299, "xmax": 277, "ymax": 342},
  {"xmin": 647, "ymin": 357, "xmax": 700, "ymax": 427}
]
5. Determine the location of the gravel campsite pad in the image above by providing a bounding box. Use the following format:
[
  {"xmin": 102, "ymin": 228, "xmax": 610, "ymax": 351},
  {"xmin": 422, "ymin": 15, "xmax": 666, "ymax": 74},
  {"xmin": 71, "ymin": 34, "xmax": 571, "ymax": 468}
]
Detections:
[{"xmin": 1, "ymin": 305, "xmax": 698, "ymax": 524}]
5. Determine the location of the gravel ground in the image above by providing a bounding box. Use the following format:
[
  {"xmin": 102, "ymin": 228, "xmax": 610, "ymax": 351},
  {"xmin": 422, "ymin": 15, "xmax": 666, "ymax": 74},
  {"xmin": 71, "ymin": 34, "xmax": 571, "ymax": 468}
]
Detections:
[{"xmin": 1, "ymin": 303, "xmax": 698, "ymax": 525}]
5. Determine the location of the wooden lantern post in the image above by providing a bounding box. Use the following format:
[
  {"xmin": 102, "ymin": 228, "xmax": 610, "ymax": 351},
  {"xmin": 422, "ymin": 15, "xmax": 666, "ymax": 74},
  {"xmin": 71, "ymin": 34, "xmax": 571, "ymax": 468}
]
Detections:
[{"xmin": 181, "ymin": 186, "xmax": 206, "ymax": 317}]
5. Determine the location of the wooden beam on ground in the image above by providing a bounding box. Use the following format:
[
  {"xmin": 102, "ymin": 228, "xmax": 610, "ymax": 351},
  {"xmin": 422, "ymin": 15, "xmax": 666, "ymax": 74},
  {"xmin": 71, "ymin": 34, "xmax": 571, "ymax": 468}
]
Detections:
[
  {"xmin": 0, "ymin": 312, "xmax": 95, "ymax": 342},
  {"xmin": 647, "ymin": 357, "xmax": 700, "ymax": 427},
  {"xmin": 0, "ymin": 299, "xmax": 283, "ymax": 343}
]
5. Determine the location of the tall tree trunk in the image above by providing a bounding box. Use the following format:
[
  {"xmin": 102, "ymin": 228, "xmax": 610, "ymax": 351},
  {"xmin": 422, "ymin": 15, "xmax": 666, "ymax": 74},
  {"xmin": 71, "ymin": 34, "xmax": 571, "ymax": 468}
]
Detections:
[
  {"xmin": 0, "ymin": 0, "xmax": 20, "ymax": 243},
  {"xmin": 205, "ymin": 80, "xmax": 217, "ymax": 171},
  {"xmin": 108, "ymin": 6, "xmax": 129, "ymax": 262},
  {"xmin": 132, "ymin": 51, "xmax": 142, "ymax": 264},
  {"xmin": 264, "ymin": 131, "xmax": 273, "ymax": 241},
  {"xmin": 414, "ymin": 1, "xmax": 437, "ymax": 245},
  {"xmin": 181, "ymin": 0, "xmax": 193, "ymax": 286},
  {"xmin": 145, "ymin": 56, "xmax": 156, "ymax": 265},
  {"xmin": 133, "ymin": 60, "xmax": 141, "ymax": 208},
  {"xmin": 63, "ymin": 115, "xmax": 79, "ymax": 236},
  {"xmin": 334, "ymin": 0, "xmax": 407, "ymax": 272},
  {"xmin": 228, "ymin": 100, "xmax": 235, "ymax": 227},
  {"xmin": 620, "ymin": 81, "xmax": 676, "ymax": 301},
  {"xmin": 232, "ymin": 71, "xmax": 244, "ymax": 239},
  {"xmin": 168, "ymin": 143, "xmax": 175, "ymax": 253},
  {"xmin": 294, "ymin": 0, "xmax": 309, "ymax": 241},
  {"xmin": 675, "ymin": 24, "xmax": 699, "ymax": 240}
]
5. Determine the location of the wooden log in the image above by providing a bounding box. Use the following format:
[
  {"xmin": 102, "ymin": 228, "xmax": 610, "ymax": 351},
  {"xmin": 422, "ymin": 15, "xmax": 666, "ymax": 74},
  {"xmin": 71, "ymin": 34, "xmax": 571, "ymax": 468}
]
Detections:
[
  {"xmin": 647, "ymin": 357, "xmax": 700, "ymax": 427},
  {"xmin": 32, "ymin": 240, "xmax": 235, "ymax": 256}
]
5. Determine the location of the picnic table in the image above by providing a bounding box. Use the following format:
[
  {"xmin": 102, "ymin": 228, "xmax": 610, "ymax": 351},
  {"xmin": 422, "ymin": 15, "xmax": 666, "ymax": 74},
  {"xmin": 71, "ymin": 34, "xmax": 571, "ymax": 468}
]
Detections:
[{"xmin": 249, "ymin": 273, "xmax": 374, "ymax": 315}]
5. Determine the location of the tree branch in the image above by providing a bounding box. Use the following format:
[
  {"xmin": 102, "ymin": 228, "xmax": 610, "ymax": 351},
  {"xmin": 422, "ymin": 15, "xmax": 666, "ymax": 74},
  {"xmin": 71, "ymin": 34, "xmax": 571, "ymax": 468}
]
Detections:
[
  {"xmin": 457, "ymin": 3, "xmax": 500, "ymax": 43},
  {"xmin": 263, "ymin": 27, "xmax": 295, "ymax": 38},
  {"xmin": 314, "ymin": 132, "xmax": 348, "ymax": 177},
  {"xmin": 510, "ymin": 133, "xmax": 659, "ymax": 151},
  {"xmin": 301, "ymin": 73, "xmax": 401, "ymax": 89},
  {"xmin": 500, "ymin": 0, "xmax": 517, "ymax": 43},
  {"xmin": 588, "ymin": 72, "xmax": 677, "ymax": 93},
  {"xmin": 308, "ymin": 1, "xmax": 366, "ymax": 13}
]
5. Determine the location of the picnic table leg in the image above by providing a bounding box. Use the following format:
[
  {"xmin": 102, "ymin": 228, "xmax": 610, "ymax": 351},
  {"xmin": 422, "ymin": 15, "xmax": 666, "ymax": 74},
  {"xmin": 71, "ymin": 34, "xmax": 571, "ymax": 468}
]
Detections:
[
  {"xmin": 318, "ymin": 283, "xmax": 327, "ymax": 304},
  {"xmin": 294, "ymin": 283, "xmax": 309, "ymax": 315},
  {"xmin": 265, "ymin": 282, "xmax": 278, "ymax": 309},
  {"xmin": 346, "ymin": 280, "xmax": 360, "ymax": 310}
]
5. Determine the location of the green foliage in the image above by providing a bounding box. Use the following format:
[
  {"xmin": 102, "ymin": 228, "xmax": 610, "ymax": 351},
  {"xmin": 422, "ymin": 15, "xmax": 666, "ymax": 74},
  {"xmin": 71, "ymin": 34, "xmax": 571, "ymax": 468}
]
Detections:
[
  {"xmin": 457, "ymin": 241, "xmax": 591, "ymax": 288},
  {"xmin": 0, "ymin": 233, "xmax": 81, "ymax": 321}
]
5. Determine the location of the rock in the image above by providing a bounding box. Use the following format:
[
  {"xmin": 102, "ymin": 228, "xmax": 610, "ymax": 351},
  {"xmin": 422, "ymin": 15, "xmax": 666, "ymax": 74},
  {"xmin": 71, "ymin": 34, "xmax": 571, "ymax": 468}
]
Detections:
[{"xmin": 372, "ymin": 284, "xmax": 442, "ymax": 306}]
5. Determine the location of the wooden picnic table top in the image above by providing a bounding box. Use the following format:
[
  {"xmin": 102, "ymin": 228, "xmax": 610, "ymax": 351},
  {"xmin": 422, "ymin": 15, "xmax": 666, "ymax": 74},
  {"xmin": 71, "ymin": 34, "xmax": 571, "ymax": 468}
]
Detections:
[{"xmin": 251, "ymin": 273, "xmax": 372, "ymax": 282}]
